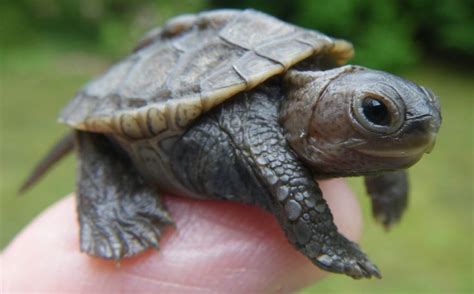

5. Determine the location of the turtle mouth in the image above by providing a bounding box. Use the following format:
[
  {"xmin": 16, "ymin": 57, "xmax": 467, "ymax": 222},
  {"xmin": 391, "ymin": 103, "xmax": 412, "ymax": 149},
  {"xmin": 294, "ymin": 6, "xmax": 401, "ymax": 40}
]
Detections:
[
  {"xmin": 357, "ymin": 133, "xmax": 437, "ymax": 158},
  {"xmin": 355, "ymin": 112, "xmax": 440, "ymax": 159}
]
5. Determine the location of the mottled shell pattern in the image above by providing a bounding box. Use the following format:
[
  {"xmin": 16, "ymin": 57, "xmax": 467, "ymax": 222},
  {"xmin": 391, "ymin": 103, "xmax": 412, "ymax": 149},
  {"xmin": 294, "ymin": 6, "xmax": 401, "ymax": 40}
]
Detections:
[{"xmin": 59, "ymin": 9, "xmax": 354, "ymax": 140}]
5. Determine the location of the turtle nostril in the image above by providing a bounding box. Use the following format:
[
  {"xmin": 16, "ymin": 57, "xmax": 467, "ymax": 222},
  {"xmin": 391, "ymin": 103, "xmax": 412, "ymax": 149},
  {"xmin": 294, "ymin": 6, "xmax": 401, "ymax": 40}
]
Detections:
[{"xmin": 406, "ymin": 115, "xmax": 438, "ymax": 135}]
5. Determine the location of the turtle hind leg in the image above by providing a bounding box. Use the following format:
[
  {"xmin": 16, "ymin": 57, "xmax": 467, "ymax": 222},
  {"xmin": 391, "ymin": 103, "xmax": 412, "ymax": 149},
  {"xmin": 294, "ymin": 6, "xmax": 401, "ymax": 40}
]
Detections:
[
  {"xmin": 364, "ymin": 171, "xmax": 408, "ymax": 229},
  {"xmin": 75, "ymin": 131, "xmax": 173, "ymax": 260}
]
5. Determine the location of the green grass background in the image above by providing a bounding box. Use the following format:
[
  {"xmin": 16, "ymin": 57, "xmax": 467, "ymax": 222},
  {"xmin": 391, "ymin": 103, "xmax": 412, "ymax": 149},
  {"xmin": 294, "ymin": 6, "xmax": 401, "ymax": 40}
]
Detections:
[{"xmin": 1, "ymin": 35, "xmax": 473, "ymax": 294}]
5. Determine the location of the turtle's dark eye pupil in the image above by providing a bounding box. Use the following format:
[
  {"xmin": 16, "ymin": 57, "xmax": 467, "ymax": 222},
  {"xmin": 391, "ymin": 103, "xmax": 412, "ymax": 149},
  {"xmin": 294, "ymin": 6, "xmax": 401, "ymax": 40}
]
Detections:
[{"xmin": 361, "ymin": 97, "xmax": 390, "ymax": 126}]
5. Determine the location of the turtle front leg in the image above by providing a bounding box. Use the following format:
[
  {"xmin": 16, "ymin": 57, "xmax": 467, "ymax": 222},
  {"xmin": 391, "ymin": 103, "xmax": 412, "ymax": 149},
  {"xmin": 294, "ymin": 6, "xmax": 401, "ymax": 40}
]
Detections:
[
  {"xmin": 364, "ymin": 170, "xmax": 408, "ymax": 229},
  {"xmin": 251, "ymin": 143, "xmax": 381, "ymax": 279},
  {"xmin": 75, "ymin": 131, "xmax": 173, "ymax": 260}
]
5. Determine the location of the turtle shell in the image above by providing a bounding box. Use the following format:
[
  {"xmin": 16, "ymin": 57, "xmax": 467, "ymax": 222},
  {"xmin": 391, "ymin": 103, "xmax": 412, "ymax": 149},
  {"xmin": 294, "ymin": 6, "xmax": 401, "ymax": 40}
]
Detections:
[{"xmin": 59, "ymin": 9, "xmax": 354, "ymax": 139}]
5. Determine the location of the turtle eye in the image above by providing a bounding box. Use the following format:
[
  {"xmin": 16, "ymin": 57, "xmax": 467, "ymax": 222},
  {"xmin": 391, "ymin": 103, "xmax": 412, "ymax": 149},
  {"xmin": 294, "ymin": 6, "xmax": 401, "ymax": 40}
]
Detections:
[
  {"xmin": 352, "ymin": 94, "xmax": 404, "ymax": 135},
  {"xmin": 361, "ymin": 97, "xmax": 390, "ymax": 126}
]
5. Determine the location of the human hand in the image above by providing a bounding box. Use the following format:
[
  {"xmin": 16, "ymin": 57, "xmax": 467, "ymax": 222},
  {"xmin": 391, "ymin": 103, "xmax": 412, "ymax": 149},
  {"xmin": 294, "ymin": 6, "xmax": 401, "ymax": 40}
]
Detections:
[{"xmin": 1, "ymin": 179, "xmax": 362, "ymax": 293}]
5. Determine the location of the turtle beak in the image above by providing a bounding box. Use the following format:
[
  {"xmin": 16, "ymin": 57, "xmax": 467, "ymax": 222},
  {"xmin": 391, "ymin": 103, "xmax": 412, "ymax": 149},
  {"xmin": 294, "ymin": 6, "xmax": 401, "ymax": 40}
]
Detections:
[
  {"xmin": 397, "ymin": 113, "xmax": 440, "ymax": 157},
  {"xmin": 356, "ymin": 114, "xmax": 440, "ymax": 159},
  {"xmin": 424, "ymin": 137, "xmax": 436, "ymax": 154},
  {"xmin": 406, "ymin": 112, "xmax": 441, "ymax": 156}
]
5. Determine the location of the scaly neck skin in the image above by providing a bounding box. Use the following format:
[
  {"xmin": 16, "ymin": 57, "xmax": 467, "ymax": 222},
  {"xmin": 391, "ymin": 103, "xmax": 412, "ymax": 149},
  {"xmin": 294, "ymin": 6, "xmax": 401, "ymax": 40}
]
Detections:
[{"xmin": 280, "ymin": 66, "xmax": 364, "ymax": 176}]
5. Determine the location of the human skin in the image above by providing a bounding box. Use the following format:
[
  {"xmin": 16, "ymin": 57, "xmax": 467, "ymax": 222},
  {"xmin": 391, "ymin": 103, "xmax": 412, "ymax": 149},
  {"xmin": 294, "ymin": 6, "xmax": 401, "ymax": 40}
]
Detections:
[{"xmin": 1, "ymin": 179, "xmax": 362, "ymax": 293}]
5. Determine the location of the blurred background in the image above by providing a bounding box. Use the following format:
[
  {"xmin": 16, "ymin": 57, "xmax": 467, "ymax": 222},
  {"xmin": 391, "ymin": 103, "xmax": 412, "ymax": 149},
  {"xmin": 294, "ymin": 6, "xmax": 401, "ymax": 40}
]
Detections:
[{"xmin": 1, "ymin": 0, "xmax": 472, "ymax": 292}]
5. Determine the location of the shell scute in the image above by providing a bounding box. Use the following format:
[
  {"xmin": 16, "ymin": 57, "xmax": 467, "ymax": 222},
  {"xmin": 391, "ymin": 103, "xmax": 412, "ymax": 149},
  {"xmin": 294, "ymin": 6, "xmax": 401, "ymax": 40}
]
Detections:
[
  {"xmin": 255, "ymin": 36, "xmax": 315, "ymax": 69},
  {"xmin": 60, "ymin": 9, "xmax": 353, "ymax": 139},
  {"xmin": 233, "ymin": 52, "xmax": 284, "ymax": 89},
  {"xmin": 119, "ymin": 44, "xmax": 180, "ymax": 99},
  {"xmin": 219, "ymin": 10, "xmax": 296, "ymax": 49}
]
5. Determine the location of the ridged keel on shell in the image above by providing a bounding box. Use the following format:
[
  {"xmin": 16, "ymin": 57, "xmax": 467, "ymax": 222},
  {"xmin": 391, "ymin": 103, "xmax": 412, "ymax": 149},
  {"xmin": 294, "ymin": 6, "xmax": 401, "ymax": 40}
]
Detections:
[{"xmin": 59, "ymin": 9, "xmax": 354, "ymax": 139}]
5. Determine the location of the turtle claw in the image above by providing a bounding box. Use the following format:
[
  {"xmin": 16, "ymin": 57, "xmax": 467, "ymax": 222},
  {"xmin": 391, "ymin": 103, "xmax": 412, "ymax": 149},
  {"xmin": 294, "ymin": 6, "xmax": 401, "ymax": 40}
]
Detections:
[
  {"xmin": 79, "ymin": 220, "xmax": 125, "ymax": 260},
  {"xmin": 313, "ymin": 235, "xmax": 381, "ymax": 279},
  {"xmin": 374, "ymin": 206, "xmax": 403, "ymax": 230},
  {"xmin": 357, "ymin": 260, "xmax": 382, "ymax": 279},
  {"xmin": 79, "ymin": 215, "xmax": 170, "ymax": 260}
]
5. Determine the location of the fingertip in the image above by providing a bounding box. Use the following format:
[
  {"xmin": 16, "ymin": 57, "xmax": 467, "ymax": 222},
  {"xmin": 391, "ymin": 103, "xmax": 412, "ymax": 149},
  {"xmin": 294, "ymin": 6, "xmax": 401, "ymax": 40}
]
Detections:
[
  {"xmin": 2, "ymin": 179, "xmax": 362, "ymax": 292},
  {"xmin": 320, "ymin": 179, "xmax": 363, "ymax": 242}
]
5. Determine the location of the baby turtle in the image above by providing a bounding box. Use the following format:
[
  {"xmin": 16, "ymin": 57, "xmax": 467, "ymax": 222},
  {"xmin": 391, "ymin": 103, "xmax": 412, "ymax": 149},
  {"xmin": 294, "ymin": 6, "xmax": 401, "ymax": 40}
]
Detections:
[{"xmin": 22, "ymin": 9, "xmax": 441, "ymax": 279}]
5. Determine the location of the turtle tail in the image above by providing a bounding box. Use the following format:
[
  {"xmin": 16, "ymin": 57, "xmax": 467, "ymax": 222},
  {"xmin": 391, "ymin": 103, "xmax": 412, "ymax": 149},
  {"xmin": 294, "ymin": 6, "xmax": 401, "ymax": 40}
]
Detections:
[{"xmin": 19, "ymin": 132, "xmax": 75, "ymax": 194}]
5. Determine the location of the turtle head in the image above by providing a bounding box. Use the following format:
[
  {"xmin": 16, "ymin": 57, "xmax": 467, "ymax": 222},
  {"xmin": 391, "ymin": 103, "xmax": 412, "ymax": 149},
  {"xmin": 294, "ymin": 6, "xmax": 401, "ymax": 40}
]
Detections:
[{"xmin": 281, "ymin": 65, "xmax": 442, "ymax": 176}]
